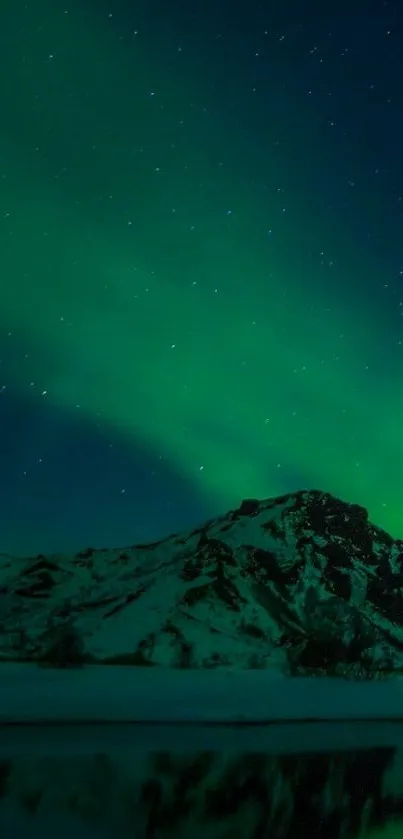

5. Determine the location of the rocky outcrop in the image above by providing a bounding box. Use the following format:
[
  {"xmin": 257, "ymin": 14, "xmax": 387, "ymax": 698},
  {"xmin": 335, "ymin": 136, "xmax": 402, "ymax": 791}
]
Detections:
[{"xmin": 1, "ymin": 488, "xmax": 403, "ymax": 677}]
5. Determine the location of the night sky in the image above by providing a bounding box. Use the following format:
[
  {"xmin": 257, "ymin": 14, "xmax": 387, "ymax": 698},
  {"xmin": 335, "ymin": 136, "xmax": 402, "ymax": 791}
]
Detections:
[{"xmin": 1, "ymin": 0, "xmax": 403, "ymax": 556}]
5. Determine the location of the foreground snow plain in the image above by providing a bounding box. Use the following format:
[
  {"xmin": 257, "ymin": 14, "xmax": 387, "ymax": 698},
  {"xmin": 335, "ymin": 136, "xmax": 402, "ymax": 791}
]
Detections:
[{"xmin": 2, "ymin": 664, "xmax": 403, "ymax": 754}]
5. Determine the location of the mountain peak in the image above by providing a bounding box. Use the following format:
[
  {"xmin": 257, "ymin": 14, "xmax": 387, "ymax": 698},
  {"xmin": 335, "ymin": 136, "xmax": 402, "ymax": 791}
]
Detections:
[{"xmin": 1, "ymin": 488, "xmax": 402, "ymax": 677}]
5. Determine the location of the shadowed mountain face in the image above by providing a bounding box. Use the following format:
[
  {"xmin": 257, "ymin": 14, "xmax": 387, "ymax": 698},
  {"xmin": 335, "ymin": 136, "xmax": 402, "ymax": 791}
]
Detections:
[{"xmin": 1, "ymin": 488, "xmax": 403, "ymax": 677}]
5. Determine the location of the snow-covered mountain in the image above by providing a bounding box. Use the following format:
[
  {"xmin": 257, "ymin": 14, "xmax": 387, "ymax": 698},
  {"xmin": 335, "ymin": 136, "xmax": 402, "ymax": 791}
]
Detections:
[{"xmin": 1, "ymin": 488, "xmax": 403, "ymax": 676}]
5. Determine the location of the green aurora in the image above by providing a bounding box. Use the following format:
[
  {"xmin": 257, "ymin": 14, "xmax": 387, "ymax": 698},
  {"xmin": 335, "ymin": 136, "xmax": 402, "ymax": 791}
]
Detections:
[{"xmin": 1, "ymin": 0, "xmax": 403, "ymax": 539}]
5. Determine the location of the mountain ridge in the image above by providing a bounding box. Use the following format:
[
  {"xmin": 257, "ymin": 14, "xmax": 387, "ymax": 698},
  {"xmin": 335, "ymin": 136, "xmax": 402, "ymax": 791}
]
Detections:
[{"xmin": 2, "ymin": 487, "xmax": 403, "ymax": 677}]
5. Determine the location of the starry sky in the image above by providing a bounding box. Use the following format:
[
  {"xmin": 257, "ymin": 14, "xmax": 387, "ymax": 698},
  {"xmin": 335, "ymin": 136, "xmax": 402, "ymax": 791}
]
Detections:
[{"xmin": 1, "ymin": 0, "xmax": 403, "ymax": 556}]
